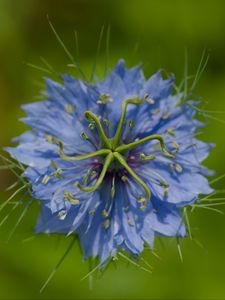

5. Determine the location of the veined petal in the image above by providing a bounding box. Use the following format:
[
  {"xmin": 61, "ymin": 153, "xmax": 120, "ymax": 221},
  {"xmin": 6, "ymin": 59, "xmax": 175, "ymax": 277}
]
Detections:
[
  {"xmin": 137, "ymin": 163, "xmax": 213, "ymax": 205},
  {"xmin": 142, "ymin": 70, "xmax": 175, "ymax": 100},
  {"xmin": 5, "ymin": 138, "xmax": 58, "ymax": 168},
  {"xmin": 145, "ymin": 198, "xmax": 186, "ymax": 237}
]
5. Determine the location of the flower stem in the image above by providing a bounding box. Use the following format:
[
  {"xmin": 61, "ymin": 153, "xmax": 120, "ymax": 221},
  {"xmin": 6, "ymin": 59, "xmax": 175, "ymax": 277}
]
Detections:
[
  {"xmin": 116, "ymin": 134, "xmax": 174, "ymax": 159},
  {"xmin": 76, "ymin": 152, "xmax": 114, "ymax": 192}
]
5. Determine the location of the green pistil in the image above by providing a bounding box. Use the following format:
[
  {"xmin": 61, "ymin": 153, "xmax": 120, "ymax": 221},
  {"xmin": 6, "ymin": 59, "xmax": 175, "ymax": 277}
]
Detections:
[
  {"xmin": 58, "ymin": 97, "xmax": 175, "ymax": 203},
  {"xmin": 84, "ymin": 111, "xmax": 112, "ymax": 148},
  {"xmin": 113, "ymin": 152, "xmax": 150, "ymax": 204},
  {"xmin": 112, "ymin": 96, "xmax": 145, "ymax": 149},
  {"xmin": 59, "ymin": 141, "xmax": 110, "ymax": 161},
  {"xmin": 75, "ymin": 152, "xmax": 114, "ymax": 193},
  {"xmin": 115, "ymin": 134, "xmax": 174, "ymax": 159}
]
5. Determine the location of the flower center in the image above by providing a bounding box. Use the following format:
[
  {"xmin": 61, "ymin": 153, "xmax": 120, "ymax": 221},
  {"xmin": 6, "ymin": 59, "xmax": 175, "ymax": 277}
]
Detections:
[{"xmin": 59, "ymin": 96, "xmax": 174, "ymax": 208}]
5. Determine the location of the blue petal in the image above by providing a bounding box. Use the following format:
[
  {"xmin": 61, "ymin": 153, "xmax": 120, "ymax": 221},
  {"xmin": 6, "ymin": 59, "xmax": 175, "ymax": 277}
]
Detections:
[
  {"xmin": 142, "ymin": 70, "xmax": 175, "ymax": 100},
  {"xmin": 137, "ymin": 163, "xmax": 213, "ymax": 205},
  {"xmin": 146, "ymin": 198, "xmax": 186, "ymax": 237},
  {"xmin": 21, "ymin": 105, "xmax": 92, "ymax": 149},
  {"xmin": 35, "ymin": 204, "xmax": 78, "ymax": 234},
  {"xmin": 5, "ymin": 138, "xmax": 57, "ymax": 168},
  {"xmin": 114, "ymin": 59, "xmax": 144, "ymax": 94},
  {"xmin": 61, "ymin": 75, "xmax": 101, "ymax": 114},
  {"xmin": 115, "ymin": 182, "xmax": 144, "ymax": 255}
]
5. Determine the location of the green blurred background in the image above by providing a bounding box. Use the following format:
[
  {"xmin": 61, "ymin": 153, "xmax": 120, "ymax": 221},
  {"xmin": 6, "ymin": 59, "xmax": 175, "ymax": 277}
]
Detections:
[{"xmin": 1, "ymin": 0, "xmax": 225, "ymax": 299}]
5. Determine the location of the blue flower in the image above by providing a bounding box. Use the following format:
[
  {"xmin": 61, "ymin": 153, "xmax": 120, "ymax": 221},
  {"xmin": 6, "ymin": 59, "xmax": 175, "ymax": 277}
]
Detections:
[{"xmin": 6, "ymin": 59, "xmax": 213, "ymax": 264}]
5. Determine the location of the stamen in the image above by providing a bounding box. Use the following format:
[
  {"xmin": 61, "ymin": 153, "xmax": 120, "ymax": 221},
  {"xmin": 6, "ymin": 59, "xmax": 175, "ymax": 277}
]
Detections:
[
  {"xmin": 161, "ymin": 111, "xmax": 170, "ymax": 120},
  {"xmin": 51, "ymin": 168, "xmax": 62, "ymax": 179},
  {"xmin": 103, "ymin": 219, "xmax": 110, "ymax": 229},
  {"xmin": 158, "ymin": 180, "xmax": 170, "ymax": 198},
  {"xmin": 80, "ymin": 132, "xmax": 89, "ymax": 140},
  {"xmin": 170, "ymin": 163, "xmax": 183, "ymax": 173},
  {"xmin": 101, "ymin": 209, "xmax": 109, "ymax": 218},
  {"xmin": 88, "ymin": 123, "xmax": 95, "ymax": 130},
  {"xmin": 170, "ymin": 142, "xmax": 179, "ymax": 154},
  {"xmin": 123, "ymin": 205, "xmax": 129, "ymax": 212},
  {"xmin": 121, "ymin": 175, "xmax": 128, "ymax": 182},
  {"xmin": 163, "ymin": 187, "xmax": 169, "ymax": 197},
  {"xmin": 152, "ymin": 108, "xmax": 159, "ymax": 115},
  {"xmin": 59, "ymin": 141, "xmax": 110, "ymax": 161},
  {"xmin": 75, "ymin": 152, "xmax": 114, "ymax": 193},
  {"xmin": 89, "ymin": 209, "xmax": 95, "ymax": 216},
  {"xmin": 82, "ymin": 169, "xmax": 96, "ymax": 185},
  {"xmin": 42, "ymin": 175, "xmax": 50, "ymax": 185},
  {"xmin": 166, "ymin": 128, "xmax": 175, "ymax": 137},
  {"xmin": 129, "ymin": 119, "xmax": 134, "ymax": 130},
  {"xmin": 58, "ymin": 210, "xmax": 67, "ymax": 220},
  {"xmin": 116, "ymin": 134, "xmax": 174, "ymax": 159},
  {"xmin": 112, "ymin": 96, "xmax": 145, "ymax": 148},
  {"xmin": 137, "ymin": 196, "xmax": 146, "ymax": 203},
  {"xmin": 136, "ymin": 195, "xmax": 148, "ymax": 211},
  {"xmin": 97, "ymin": 93, "xmax": 113, "ymax": 104},
  {"xmin": 84, "ymin": 111, "xmax": 112, "ymax": 148},
  {"xmin": 140, "ymin": 153, "xmax": 155, "ymax": 161},
  {"xmin": 64, "ymin": 191, "xmax": 80, "ymax": 205},
  {"xmin": 128, "ymin": 218, "xmax": 135, "ymax": 226},
  {"xmin": 147, "ymin": 98, "xmax": 155, "ymax": 104},
  {"xmin": 65, "ymin": 104, "xmax": 77, "ymax": 114},
  {"xmin": 103, "ymin": 118, "xmax": 109, "ymax": 128},
  {"xmin": 42, "ymin": 168, "xmax": 63, "ymax": 185},
  {"xmin": 111, "ymin": 174, "xmax": 116, "ymax": 198},
  {"xmin": 158, "ymin": 180, "xmax": 169, "ymax": 188},
  {"xmin": 113, "ymin": 152, "xmax": 151, "ymax": 202},
  {"xmin": 140, "ymin": 204, "xmax": 147, "ymax": 211},
  {"xmin": 91, "ymin": 170, "xmax": 97, "ymax": 176},
  {"xmin": 45, "ymin": 134, "xmax": 57, "ymax": 144},
  {"xmin": 50, "ymin": 160, "xmax": 57, "ymax": 170}
]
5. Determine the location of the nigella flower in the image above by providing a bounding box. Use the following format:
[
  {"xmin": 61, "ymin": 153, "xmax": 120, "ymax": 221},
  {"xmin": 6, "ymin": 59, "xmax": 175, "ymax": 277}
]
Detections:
[{"xmin": 6, "ymin": 59, "xmax": 213, "ymax": 264}]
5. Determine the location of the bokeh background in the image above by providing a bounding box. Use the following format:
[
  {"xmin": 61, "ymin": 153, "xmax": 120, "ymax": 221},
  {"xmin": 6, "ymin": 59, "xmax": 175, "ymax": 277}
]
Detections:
[{"xmin": 1, "ymin": 0, "xmax": 225, "ymax": 299}]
